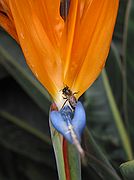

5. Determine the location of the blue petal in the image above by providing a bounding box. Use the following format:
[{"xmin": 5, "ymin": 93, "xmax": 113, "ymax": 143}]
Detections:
[
  {"xmin": 50, "ymin": 111, "xmax": 73, "ymax": 143},
  {"xmin": 60, "ymin": 105, "xmax": 72, "ymax": 121},
  {"xmin": 50, "ymin": 101, "xmax": 86, "ymax": 144},
  {"xmin": 72, "ymin": 101, "xmax": 86, "ymax": 141}
]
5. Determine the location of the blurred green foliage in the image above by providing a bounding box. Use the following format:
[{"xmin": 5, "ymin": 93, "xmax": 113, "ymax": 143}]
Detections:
[{"xmin": 0, "ymin": 0, "xmax": 134, "ymax": 179}]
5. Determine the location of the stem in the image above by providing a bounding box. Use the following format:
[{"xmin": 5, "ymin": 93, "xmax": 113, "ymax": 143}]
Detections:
[
  {"xmin": 102, "ymin": 69, "xmax": 133, "ymax": 160},
  {"xmin": 111, "ymin": 42, "xmax": 122, "ymax": 73},
  {"xmin": 121, "ymin": 0, "xmax": 132, "ymax": 126},
  {"xmin": 49, "ymin": 104, "xmax": 66, "ymax": 180}
]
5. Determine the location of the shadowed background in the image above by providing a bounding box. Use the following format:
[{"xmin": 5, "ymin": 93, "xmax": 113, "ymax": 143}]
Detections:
[{"xmin": 0, "ymin": 0, "xmax": 134, "ymax": 179}]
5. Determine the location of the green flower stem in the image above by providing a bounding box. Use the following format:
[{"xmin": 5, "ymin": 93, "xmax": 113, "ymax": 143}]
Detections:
[
  {"xmin": 49, "ymin": 120, "xmax": 66, "ymax": 180},
  {"xmin": 49, "ymin": 104, "xmax": 81, "ymax": 180},
  {"xmin": 102, "ymin": 69, "xmax": 133, "ymax": 160},
  {"xmin": 67, "ymin": 143, "xmax": 81, "ymax": 180}
]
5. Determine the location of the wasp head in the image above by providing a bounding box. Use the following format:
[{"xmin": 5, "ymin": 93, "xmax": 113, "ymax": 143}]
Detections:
[{"xmin": 62, "ymin": 85, "xmax": 72, "ymax": 96}]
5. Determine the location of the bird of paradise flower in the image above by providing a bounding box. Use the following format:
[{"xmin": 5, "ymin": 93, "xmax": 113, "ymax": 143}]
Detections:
[{"xmin": 0, "ymin": 0, "xmax": 119, "ymax": 169}]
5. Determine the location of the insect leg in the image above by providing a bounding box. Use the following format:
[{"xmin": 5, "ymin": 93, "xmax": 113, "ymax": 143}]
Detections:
[
  {"xmin": 61, "ymin": 99, "xmax": 68, "ymax": 109},
  {"xmin": 73, "ymin": 91, "xmax": 79, "ymax": 95}
]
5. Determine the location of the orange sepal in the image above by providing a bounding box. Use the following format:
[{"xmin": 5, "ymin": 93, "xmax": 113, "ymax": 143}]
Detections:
[
  {"xmin": 0, "ymin": 0, "xmax": 119, "ymax": 103},
  {"xmin": 9, "ymin": 0, "xmax": 64, "ymax": 100},
  {"xmin": 61, "ymin": 0, "xmax": 119, "ymax": 98},
  {"xmin": 0, "ymin": 0, "xmax": 18, "ymax": 42}
]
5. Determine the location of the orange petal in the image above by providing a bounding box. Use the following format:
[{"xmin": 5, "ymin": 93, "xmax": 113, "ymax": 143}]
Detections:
[
  {"xmin": 31, "ymin": 0, "xmax": 64, "ymax": 48},
  {"xmin": 0, "ymin": 0, "xmax": 14, "ymax": 22},
  {"xmin": 63, "ymin": 0, "xmax": 119, "ymax": 97},
  {"xmin": 61, "ymin": 0, "xmax": 94, "ymax": 87},
  {"xmin": 9, "ymin": 0, "xmax": 64, "ymax": 100},
  {"xmin": 0, "ymin": 12, "xmax": 18, "ymax": 42},
  {"xmin": 60, "ymin": 0, "xmax": 79, "ymax": 82},
  {"xmin": 0, "ymin": 0, "xmax": 18, "ymax": 41}
]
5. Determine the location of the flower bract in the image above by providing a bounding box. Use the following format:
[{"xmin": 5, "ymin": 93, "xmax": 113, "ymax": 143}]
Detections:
[{"xmin": 0, "ymin": 0, "xmax": 119, "ymax": 107}]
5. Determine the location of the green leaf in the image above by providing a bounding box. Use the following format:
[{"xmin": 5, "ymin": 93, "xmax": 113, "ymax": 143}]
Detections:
[
  {"xmin": 0, "ymin": 110, "xmax": 54, "ymax": 165},
  {"xmin": 0, "ymin": 65, "xmax": 8, "ymax": 79},
  {"xmin": 120, "ymin": 160, "xmax": 134, "ymax": 180},
  {"xmin": 102, "ymin": 69, "xmax": 133, "ymax": 160},
  {"xmin": 85, "ymin": 75, "xmax": 123, "ymax": 163},
  {"xmin": 19, "ymin": 157, "xmax": 57, "ymax": 180},
  {"xmin": 113, "ymin": 0, "xmax": 129, "ymax": 47},
  {"xmin": 84, "ymin": 128, "xmax": 121, "ymax": 180},
  {"xmin": 126, "ymin": 0, "xmax": 134, "ymax": 145},
  {"xmin": 0, "ymin": 77, "xmax": 53, "ymax": 165}
]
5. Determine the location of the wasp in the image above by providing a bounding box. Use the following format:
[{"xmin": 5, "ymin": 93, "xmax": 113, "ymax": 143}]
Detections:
[{"xmin": 61, "ymin": 85, "xmax": 78, "ymax": 109}]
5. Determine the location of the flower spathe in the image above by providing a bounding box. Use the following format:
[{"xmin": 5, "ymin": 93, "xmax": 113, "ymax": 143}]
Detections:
[
  {"xmin": 0, "ymin": 0, "xmax": 119, "ymax": 108},
  {"xmin": 50, "ymin": 101, "xmax": 86, "ymax": 143},
  {"xmin": 50, "ymin": 101, "xmax": 86, "ymax": 155}
]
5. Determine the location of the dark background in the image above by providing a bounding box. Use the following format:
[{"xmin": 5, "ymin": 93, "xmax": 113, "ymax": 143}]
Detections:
[{"xmin": 0, "ymin": 0, "xmax": 134, "ymax": 179}]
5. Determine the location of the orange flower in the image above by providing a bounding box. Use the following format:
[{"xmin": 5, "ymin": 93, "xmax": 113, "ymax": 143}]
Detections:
[{"xmin": 0, "ymin": 0, "xmax": 119, "ymax": 108}]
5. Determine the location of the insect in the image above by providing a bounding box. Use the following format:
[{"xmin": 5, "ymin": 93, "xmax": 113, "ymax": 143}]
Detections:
[{"xmin": 61, "ymin": 85, "xmax": 78, "ymax": 109}]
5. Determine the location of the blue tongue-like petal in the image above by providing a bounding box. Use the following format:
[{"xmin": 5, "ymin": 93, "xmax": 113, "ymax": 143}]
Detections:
[
  {"xmin": 50, "ymin": 110, "xmax": 72, "ymax": 143},
  {"xmin": 50, "ymin": 101, "xmax": 86, "ymax": 144},
  {"xmin": 72, "ymin": 101, "xmax": 86, "ymax": 141}
]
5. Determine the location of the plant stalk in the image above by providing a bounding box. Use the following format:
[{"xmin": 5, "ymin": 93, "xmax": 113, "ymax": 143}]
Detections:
[{"xmin": 102, "ymin": 69, "xmax": 133, "ymax": 160}]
